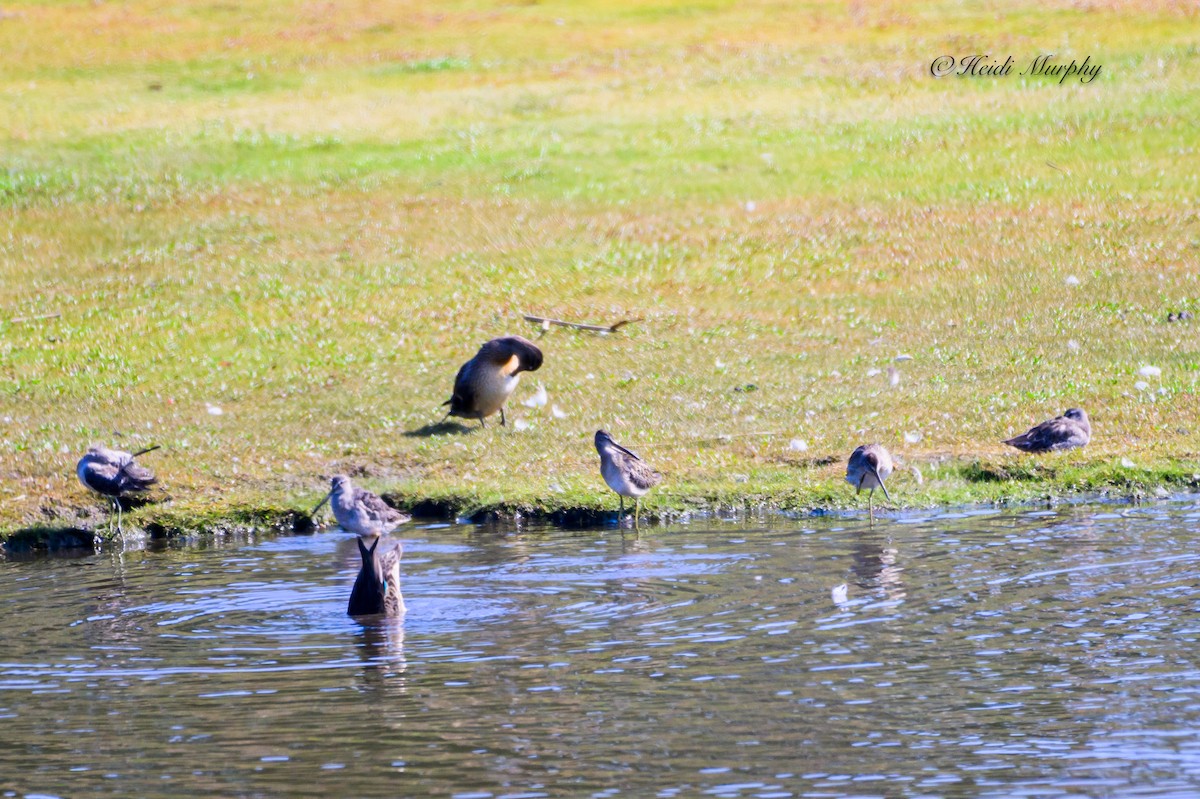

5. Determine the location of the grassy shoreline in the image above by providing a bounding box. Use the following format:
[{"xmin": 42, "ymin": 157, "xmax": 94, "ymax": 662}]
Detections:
[
  {"xmin": 5, "ymin": 454, "xmax": 1198, "ymax": 552},
  {"xmin": 2, "ymin": 1, "xmax": 1198, "ymax": 545}
]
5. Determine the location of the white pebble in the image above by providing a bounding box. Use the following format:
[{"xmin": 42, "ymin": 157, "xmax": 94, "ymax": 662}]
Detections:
[
  {"xmin": 904, "ymin": 431, "xmax": 922, "ymax": 444},
  {"xmin": 206, "ymin": 403, "xmax": 224, "ymax": 416},
  {"xmin": 1138, "ymin": 365, "xmax": 1161, "ymax": 378},
  {"xmin": 1134, "ymin": 380, "xmax": 1150, "ymax": 392},
  {"xmin": 789, "ymin": 439, "xmax": 808, "ymax": 452},
  {"xmin": 1065, "ymin": 275, "xmax": 1080, "ymax": 285},
  {"xmin": 1121, "ymin": 457, "xmax": 1136, "ymax": 468}
]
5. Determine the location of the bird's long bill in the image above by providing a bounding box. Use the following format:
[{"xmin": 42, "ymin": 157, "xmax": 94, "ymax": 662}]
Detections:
[
  {"xmin": 611, "ymin": 441, "xmax": 642, "ymax": 461},
  {"xmin": 310, "ymin": 491, "xmax": 332, "ymax": 517},
  {"xmin": 132, "ymin": 445, "xmax": 161, "ymax": 457},
  {"xmin": 870, "ymin": 467, "xmax": 893, "ymax": 503}
]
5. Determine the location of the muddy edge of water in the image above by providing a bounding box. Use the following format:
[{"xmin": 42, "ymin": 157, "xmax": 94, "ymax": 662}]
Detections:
[{"xmin": 4, "ymin": 487, "xmax": 1198, "ymax": 556}]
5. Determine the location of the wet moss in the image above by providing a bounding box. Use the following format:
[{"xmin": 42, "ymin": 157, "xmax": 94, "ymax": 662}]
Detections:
[{"xmin": 3, "ymin": 458, "xmax": 1198, "ymax": 554}]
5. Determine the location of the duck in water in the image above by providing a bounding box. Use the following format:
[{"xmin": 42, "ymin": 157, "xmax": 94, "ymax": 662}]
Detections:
[
  {"xmin": 347, "ymin": 536, "xmax": 406, "ymax": 616},
  {"xmin": 594, "ymin": 429, "xmax": 662, "ymax": 526},
  {"xmin": 1003, "ymin": 408, "xmax": 1091, "ymax": 453},
  {"xmin": 443, "ymin": 336, "xmax": 543, "ymax": 428},
  {"xmin": 76, "ymin": 444, "xmax": 160, "ymax": 535},
  {"xmin": 311, "ymin": 475, "xmax": 411, "ymax": 537}
]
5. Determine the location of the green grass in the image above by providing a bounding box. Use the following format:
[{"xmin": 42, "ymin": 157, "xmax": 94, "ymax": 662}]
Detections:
[{"xmin": 1, "ymin": 0, "xmax": 1199, "ymax": 541}]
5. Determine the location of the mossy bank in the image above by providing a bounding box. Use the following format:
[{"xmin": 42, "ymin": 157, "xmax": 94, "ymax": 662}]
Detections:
[{"xmin": 5, "ymin": 456, "xmax": 1199, "ymax": 553}]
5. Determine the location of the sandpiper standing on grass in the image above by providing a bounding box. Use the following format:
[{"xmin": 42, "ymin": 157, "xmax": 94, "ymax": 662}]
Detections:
[
  {"xmin": 347, "ymin": 536, "xmax": 406, "ymax": 616},
  {"xmin": 595, "ymin": 429, "xmax": 662, "ymax": 526},
  {"xmin": 443, "ymin": 336, "xmax": 543, "ymax": 428},
  {"xmin": 76, "ymin": 444, "xmax": 160, "ymax": 535},
  {"xmin": 846, "ymin": 444, "xmax": 894, "ymax": 516},
  {"xmin": 1003, "ymin": 408, "xmax": 1091, "ymax": 453},
  {"xmin": 312, "ymin": 475, "xmax": 411, "ymax": 537}
]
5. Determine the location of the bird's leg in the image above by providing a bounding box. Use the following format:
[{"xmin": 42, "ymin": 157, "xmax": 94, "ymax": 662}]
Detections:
[
  {"xmin": 619, "ymin": 495, "xmax": 625, "ymax": 522},
  {"xmin": 103, "ymin": 498, "xmax": 117, "ymax": 539},
  {"xmin": 635, "ymin": 498, "xmax": 641, "ymax": 529},
  {"xmin": 115, "ymin": 498, "xmax": 123, "ymax": 536},
  {"xmin": 500, "ymin": 408, "xmax": 506, "ymax": 427},
  {"xmin": 479, "ymin": 413, "xmax": 487, "ymax": 429},
  {"xmin": 868, "ymin": 488, "xmax": 875, "ymax": 519}
]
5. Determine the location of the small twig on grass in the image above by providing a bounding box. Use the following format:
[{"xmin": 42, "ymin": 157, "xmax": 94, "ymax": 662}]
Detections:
[
  {"xmin": 523, "ymin": 313, "xmax": 642, "ymax": 334},
  {"xmin": 7, "ymin": 312, "xmax": 61, "ymax": 324}
]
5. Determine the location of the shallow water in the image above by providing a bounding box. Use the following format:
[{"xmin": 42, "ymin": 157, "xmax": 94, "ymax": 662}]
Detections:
[{"xmin": 3, "ymin": 502, "xmax": 1200, "ymax": 798}]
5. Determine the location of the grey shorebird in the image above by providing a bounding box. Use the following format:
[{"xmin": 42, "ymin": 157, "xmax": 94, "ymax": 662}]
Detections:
[
  {"xmin": 312, "ymin": 475, "xmax": 411, "ymax": 537},
  {"xmin": 347, "ymin": 536, "xmax": 406, "ymax": 616},
  {"xmin": 1003, "ymin": 408, "xmax": 1091, "ymax": 453},
  {"xmin": 76, "ymin": 445, "xmax": 160, "ymax": 535},
  {"xmin": 595, "ymin": 429, "xmax": 662, "ymax": 526},
  {"xmin": 443, "ymin": 336, "xmax": 543, "ymax": 428},
  {"xmin": 846, "ymin": 444, "xmax": 893, "ymax": 516}
]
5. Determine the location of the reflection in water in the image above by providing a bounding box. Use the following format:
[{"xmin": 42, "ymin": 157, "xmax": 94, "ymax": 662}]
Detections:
[
  {"xmin": 2, "ymin": 501, "xmax": 1200, "ymax": 797},
  {"xmin": 850, "ymin": 528, "xmax": 906, "ymax": 603}
]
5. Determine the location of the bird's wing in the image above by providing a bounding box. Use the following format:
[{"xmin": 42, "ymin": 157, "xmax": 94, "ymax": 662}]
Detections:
[
  {"xmin": 118, "ymin": 461, "xmax": 157, "ymax": 491},
  {"xmin": 627, "ymin": 458, "xmax": 663, "ymax": 491},
  {"xmin": 1005, "ymin": 417, "xmax": 1086, "ymax": 452},
  {"xmin": 1046, "ymin": 419, "xmax": 1090, "ymax": 450},
  {"xmin": 355, "ymin": 489, "xmax": 410, "ymax": 524},
  {"xmin": 447, "ymin": 358, "xmax": 478, "ymax": 410}
]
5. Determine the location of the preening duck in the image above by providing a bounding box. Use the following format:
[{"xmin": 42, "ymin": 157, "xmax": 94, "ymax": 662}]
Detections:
[{"xmin": 443, "ymin": 336, "xmax": 543, "ymax": 428}]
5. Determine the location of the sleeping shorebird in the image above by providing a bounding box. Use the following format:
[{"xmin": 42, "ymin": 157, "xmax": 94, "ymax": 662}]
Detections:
[
  {"xmin": 595, "ymin": 429, "xmax": 662, "ymax": 526},
  {"xmin": 311, "ymin": 475, "xmax": 411, "ymax": 537},
  {"xmin": 76, "ymin": 445, "xmax": 160, "ymax": 535},
  {"xmin": 846, "ymin": 444, "xmax": 894, "ymax": 516},
  {"xmin": 1003, "ymin": 408, "xmax": 1091, "ymax": 453},
  {"xmin": 347, "ymin": 536, "xmax": 406, "ymax": 616},
  {"xmin": 443, "ymin": 336, "xmax": 543, "ymax": 428}
]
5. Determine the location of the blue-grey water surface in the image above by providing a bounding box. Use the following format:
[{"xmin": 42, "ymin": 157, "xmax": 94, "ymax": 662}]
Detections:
[{"xmin": 3, "ymin": 501, "xmax": 1200, "ymax": 798}]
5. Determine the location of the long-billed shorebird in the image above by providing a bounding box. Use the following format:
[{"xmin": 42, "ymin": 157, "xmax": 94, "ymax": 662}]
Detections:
[
  {"xmin": 595, "ymin": 429, "xmax": 662, "ymax": 526},
  {"xmin": 846, "ymin": 444, "xmax": 894, "ymax": 516},
  {"xmin": 443, "ymin": 336, "xmax": 543, "ymax": 428},
  {"xmin": 76, "ymin": 443, "xmax": 159, "ymax": 532},
  {"xmin": 312, "ymin": 475, "xmax": 411, "ymax": 537},
  {"xmin": 1003, "ymin": 408, "xmax": 1091, "ymax": 453},
  {"xmin": 76, "ymin": 445, "xmax": 160, "ymax": 534},
  {"xmin": 347, "ymin": 536, "xmax": 406, "ymax": 616}
]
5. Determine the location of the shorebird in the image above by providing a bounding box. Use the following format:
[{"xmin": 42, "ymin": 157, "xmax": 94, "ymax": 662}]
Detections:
[
  {"xmin": 846, "ymin": 444, "xmax": 894, "ymax": 516},
  {"xmin": 595, "ymin": 429, "xmax": 662, "ymax": 526},
  {"xmin": 1003, "ymin": 408, "xmax": 1091, "ymax": 453},
  {"xmin": 347, "ymin": 536, "xmax": 406, "ymax": 616},
  {"xmin": 443, "ymin": 336, "xmax": 543, "ymax": 428},
  {"xmin": 76, "ymin": 445, "xmax": 160, "ymax": 534},
  {"xmin": 311, "ymin": 475, "xmax": 411, "ymax": 537}
]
